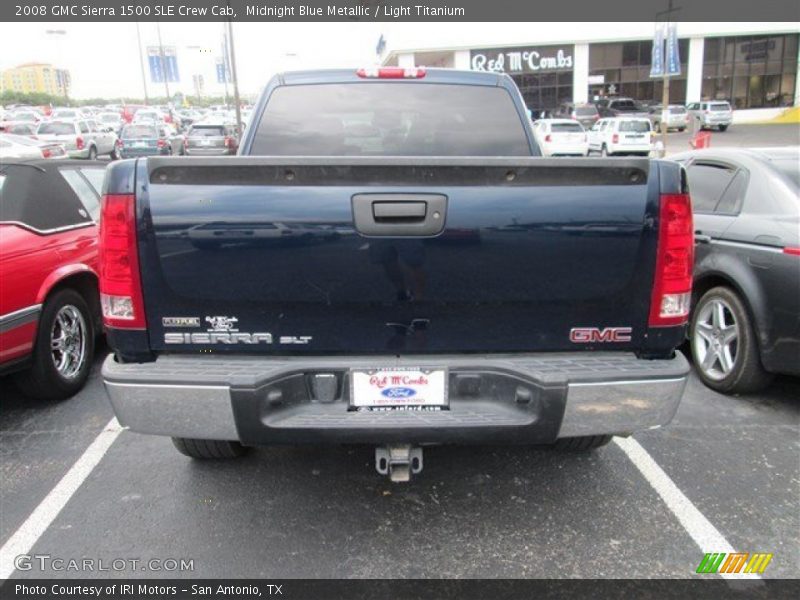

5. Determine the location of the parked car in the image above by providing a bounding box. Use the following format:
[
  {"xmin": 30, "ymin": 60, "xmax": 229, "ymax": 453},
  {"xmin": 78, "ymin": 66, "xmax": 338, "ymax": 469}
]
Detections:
[
  {"xmin": 118, "ymin": 123, "xmax": 175, "ymax": 158},
  {"xmin": 1, "ymin": 122, "xmax": 37, "ymax": 136},
  {"xmin": 687, "ymin": 101, "xmax": 733, "ymax": 132},
  {"xmin": 36, "ymin": 119, "xmax": 119, "ymax": 160},
  {"xmin": 121, "ymin": 104, "xmax": 145, "ymax": 123},
  {"xmin": 184, "ymin": 122, "xmax": 239, "ymax": 155},
  {"xmin": 96, "ymin": 111, "xmax": 124, "ymax": 134},
  {"xmin": 50, "ymin": 108, "xmax": 85, "ymax": 121},
  {"xmin": 0, "ymin": 134, "xmax": 66, "ymax": 160},
  {"xmin": 6, "ymin": 110, "xmax": 43, "ymax": 124},
  {"xmin": 595, "ymin": 97, "xmax": 649, "ymax": 118},
  {"xmin": 555, "ymin": 102, "xmax": 600, "ymax": 129},
  {"xmin": 531, "ymin": 119, "xmax": 589, "ymax": 156},
  {"xmin": 649, "ymin": 104, "xmax": 689, "ymax": 132},
  {"xmin": 588, "ymin": 117, "xmax": 653, "ymax": 156},
  {"xmin": 671, "ymin": 147, "xmax": 800, "ymax": 394},
  {"xmin": 0, "ymin": 159, "xmax": 105, "ymax": 399},
  {"xmin": 133, "ymin": 109, "xmax": 167, "ymax": 125},
  {"xmin": 527, "ymin": 107, "xmax": 553, "ymax": 121},
  {"xmin": 100, "ymin": 68, "xmax": 691, "ymax": 481}
]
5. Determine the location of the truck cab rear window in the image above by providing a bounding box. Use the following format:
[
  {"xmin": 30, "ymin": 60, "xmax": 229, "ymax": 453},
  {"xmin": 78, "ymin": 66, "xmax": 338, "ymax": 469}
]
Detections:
[{"xmin": 251, "ymin": 83, "xmax": 530, "ymax": 156}]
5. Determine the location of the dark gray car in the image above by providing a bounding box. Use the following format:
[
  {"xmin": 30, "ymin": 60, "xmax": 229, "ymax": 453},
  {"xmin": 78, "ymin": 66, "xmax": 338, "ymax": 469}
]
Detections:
[
  {"xmin": 184, "ymin": 122, "xmax": 238, "ymax": 156},
  {"xmin": 672, "ymin": 147, "xmax": 800, "ymax": 393},
  {"xmin": 554, "ymin": 102, "xmax": 600, "ymax": 129}
]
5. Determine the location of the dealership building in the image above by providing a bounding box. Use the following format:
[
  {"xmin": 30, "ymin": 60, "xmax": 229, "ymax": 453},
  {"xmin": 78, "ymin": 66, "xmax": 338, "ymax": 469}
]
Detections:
[{"xmin": 380, "ymin": 23, "xmax": 799, "ymax": 118}]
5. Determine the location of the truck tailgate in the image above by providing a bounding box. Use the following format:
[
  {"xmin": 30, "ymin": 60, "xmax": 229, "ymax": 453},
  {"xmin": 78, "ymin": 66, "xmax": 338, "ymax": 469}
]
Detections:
[{"xmin": 137, "ymin": 157, "xmax": 659, "ymax": 355}]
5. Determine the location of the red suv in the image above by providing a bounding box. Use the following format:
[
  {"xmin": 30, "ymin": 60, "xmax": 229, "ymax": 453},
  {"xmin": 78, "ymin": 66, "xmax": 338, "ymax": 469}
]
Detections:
[{"xmin": 0, "ymin": 159, "xmax": 106, "ymax": 399}]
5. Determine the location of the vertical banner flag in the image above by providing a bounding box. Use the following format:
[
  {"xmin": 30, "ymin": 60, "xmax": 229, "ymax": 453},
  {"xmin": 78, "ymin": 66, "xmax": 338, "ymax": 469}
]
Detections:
[
  {"xmin": 148, "ymin": 46, "xmax": 164, "ymax": 83},
  {"xmin": 164, "ymin": 46, "xmax": 180, "ymax": 83},
  {"xmin": 222, "ymin": 32, "xmax": 232, "ymax": 83},
  {"xmin": 666, "ymin": 22, "xmax": 681, "ymax": 76},
  {"xmin": 216, "ymin": 58, "xmax": 226, "ymax": 84},
  {"xmin": 147, "ymin": 46, "xmax": 179, "ymax": 83},
  {"xmin": 650, "ymin": 23, "xmax": 665, "ymax": 78}
]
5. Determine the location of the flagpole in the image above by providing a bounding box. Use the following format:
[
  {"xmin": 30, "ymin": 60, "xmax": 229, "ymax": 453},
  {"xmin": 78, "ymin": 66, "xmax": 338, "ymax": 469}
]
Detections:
[
  {"xmin": 225, "ymin": 9, "xmax": 243, "ymax": 136},
  {"xmin": 656, "ymin": 0, "xmax": 680, "ymax": 158}
]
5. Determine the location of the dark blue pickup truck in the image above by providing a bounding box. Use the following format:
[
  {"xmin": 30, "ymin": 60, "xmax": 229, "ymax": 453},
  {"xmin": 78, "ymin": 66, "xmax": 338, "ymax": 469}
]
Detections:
[{"xmin": 100, "ymin": 68, "xmax": 693, "ymax": 481}]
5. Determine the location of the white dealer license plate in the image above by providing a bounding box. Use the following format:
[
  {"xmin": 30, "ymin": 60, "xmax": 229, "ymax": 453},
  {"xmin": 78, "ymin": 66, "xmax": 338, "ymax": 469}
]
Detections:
[
  {"xmin": 351, "ymin": 368, "xmax": 448, "ymax": 408},
  {"xmin": 133, "ymin": 141, "xmax": 146, "ymax": 148}
]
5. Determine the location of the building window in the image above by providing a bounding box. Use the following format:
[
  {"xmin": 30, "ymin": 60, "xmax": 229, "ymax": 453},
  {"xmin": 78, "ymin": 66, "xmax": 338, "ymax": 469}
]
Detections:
[
  {"xmin": 702, "ymin": 34, "xmax": 798, "ymax": 108},
  {"xmin": 589, "ymin": 39, "xmax": 690, "ymax": 104},
  {"xmin": 470, "ymin": 45, "xmax": 575, "ymax": 113}
]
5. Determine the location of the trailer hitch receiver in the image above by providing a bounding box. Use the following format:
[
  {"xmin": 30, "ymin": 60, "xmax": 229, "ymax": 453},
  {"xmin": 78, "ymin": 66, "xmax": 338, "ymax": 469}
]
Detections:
[{"xmin": 375, "ymin": 444, "xmax": 423, "ymax": 482}]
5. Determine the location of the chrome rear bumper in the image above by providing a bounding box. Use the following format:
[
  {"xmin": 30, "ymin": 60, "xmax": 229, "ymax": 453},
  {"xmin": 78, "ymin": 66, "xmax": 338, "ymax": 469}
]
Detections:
[{"xmin": 103, "ymin": 352, "xmax": 689, "ymax": 444}]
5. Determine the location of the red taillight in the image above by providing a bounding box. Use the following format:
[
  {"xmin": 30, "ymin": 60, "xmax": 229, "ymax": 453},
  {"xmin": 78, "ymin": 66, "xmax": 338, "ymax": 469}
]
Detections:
[
  {"xmin": 99, "ymin": 194, "xmax": 146, "ymax": 329},
  {"xmin": 649, "ymin": 193, "xmax": 694, "ymax": 327},
  {"xmin": 157, "ymin": 139, "xmax": 166, "ymax": 148},
  {"xmin": 544, "ymin": 134, "xmax": 552, "ymax": 143},
  {"xmin": 76, "ymin": 136, "xmax": 84, "ymax": 150},
  {"xmin": 784, "ymin": 247, "xmax": 800, "ymax": 256},
  {"xmin": 41, "ymin": 148, "xmax": 52, "ymax": 158},
  {"xmin": 612, "ymin": 133, "xmax": 619, "ymax": 144},
  {"xmin": 224, "ymin": 136, "xmax": 232, "ymax": 148},
  {"xmin": 356, "ymin": 67, "xmax": 426, "ymax": 79}
]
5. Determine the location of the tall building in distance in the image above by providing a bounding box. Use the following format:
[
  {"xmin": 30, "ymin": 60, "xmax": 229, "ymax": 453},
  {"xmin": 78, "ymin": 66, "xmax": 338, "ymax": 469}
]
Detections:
[{"xmin": 1, "ymin": 63, "xmax": 71, "ymax": 97}]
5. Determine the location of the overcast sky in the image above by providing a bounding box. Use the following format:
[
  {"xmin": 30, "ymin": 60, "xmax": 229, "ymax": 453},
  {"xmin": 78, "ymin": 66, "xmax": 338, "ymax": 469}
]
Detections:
[
  {"xmin": 0, "ymin": 21, "xmax": 390, "ymax": 98},
  {"xmin": 1, "ymin": 22, "xmax": 796, "ymax": 99}
]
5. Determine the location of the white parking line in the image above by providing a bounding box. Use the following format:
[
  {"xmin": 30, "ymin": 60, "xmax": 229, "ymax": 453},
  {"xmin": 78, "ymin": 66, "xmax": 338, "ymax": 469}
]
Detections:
[
  {"xmin": 0, "ymin": 417, "xmax": 123, "ymax": 580},
  {"xmin": 614, "ymin": 436, "xmax": 760, "ymax": 580}
]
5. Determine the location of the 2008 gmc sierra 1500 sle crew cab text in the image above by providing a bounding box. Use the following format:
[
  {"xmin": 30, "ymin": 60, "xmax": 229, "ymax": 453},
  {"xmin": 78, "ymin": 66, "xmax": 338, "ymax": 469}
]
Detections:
[{"xmin": 100, "ymin": 68, "xmax": 693, "ymax": 481}]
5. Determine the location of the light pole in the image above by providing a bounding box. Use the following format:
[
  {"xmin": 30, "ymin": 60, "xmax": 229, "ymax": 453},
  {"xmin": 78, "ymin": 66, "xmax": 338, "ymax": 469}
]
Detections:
[
  {"xmin": 135, "ymin": 23, "xmax": 149, "ymax": 105},
  {"xmin": 225, "ymin": 17, "xmax": 242, "ymax": 134}
]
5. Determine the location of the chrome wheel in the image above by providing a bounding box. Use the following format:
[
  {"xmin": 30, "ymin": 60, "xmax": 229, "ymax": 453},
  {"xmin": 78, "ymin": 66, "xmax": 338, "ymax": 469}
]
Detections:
[
  {"xmin": 50, "ymin": 305, "xmax": 87, "ymax": 380},
  {"xmin": 693, "ymin": 297, "xmax": 739, "ymax": 381}
]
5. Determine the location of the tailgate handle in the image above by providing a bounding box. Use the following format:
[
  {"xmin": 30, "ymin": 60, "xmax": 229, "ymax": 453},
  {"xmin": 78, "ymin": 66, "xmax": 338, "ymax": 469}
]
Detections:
[
  {"xmin": 352, "ymin": 194, "xmax": 447, "ymax": 237},
  {"xmin": 373, "ymin": 201, "xmax": 427, "ymax": 221}
]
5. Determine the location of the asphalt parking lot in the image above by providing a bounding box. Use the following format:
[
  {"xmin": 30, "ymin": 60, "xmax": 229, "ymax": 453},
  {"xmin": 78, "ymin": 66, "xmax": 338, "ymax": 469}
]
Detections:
[
  {"xmin": 1, "ymin": 122, "xmax": 798, "ymax": 582},
  {"xmin": 1, "ymin": 344, "xmax": 798, "ymax": 579},
  {"xmin": 661, "ymin": 122, "xmax": 799, "ymax": 156}
]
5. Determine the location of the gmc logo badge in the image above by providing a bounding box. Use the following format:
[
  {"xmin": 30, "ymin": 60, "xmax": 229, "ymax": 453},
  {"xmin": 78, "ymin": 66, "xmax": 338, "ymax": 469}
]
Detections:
[{"xmin": 569, "ymin": 327, "xmax": 633, "ymax": 343}]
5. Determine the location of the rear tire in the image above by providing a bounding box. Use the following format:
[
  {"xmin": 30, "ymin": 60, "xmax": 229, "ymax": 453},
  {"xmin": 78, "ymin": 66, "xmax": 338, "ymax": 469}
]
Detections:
[
  {"xmin": 87, "ymin": 146, "xmax": 97, "ymax": 160},
  {"xmin": 690, "ymin": 286, "xmax": 772, "ymax": 394},
  {"xmin": 552, "ymin": 435, "xmax": 613, "ymax": 451},
  {"xmin": 718, "ymin": 124, "xmax": 729, "ymax": 132},
  {"xmin": 172, "ymin": 437, "xmax": 248, "ymax": 459},
  {"xmin": 14, "ymin": 289, "xmax": 95, "ymax": 401},
  {"xmin": 600, "ymin": 145, "xmax": 609, "ymax": 157}
]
